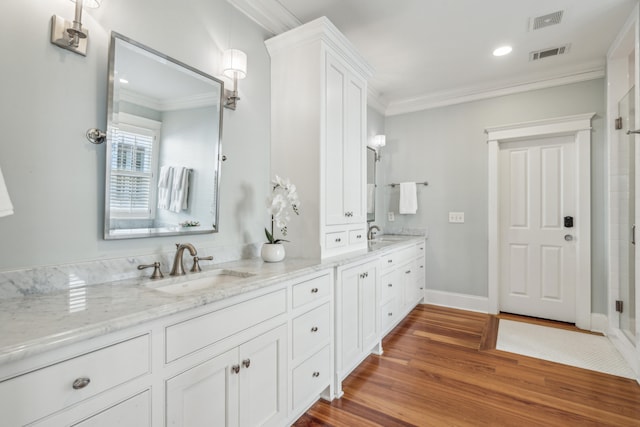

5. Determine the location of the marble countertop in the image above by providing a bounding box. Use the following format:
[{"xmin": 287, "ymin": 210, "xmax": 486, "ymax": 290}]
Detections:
[{"xmin": 0, "ymin": 236, "xmax": 424, "ymax": 366}]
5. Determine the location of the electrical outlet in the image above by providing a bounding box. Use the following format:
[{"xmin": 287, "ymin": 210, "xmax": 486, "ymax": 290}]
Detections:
[
  {"xmin": 449, "ymin": 212, "xmax": 464, "ymax": 223},
  {"xmin": 388, "ymin": 212, "xmax": 395, "ymax": 222}
]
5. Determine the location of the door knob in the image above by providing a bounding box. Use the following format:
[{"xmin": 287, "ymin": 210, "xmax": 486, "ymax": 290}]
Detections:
[{"xmin": 564, "ymin": 234, "xmax": 573, "ymax": 241}]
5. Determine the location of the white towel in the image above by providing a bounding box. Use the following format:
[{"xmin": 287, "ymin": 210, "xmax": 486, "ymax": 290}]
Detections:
[
  {"xmin": 157, "ymin": 165, "xmax": 173, "ymax": 210},
  {"xmin": 399, "ymin": 182, "xmax": 417, "ymax": 214},
  {"xmin": 367, "ymin": 184, "xmax": 375, "ymax": 214},
  {"xmin": 0, "ymin": 167, "xmax": 13, "ymax": 218},
  {"xmin": 169, "ymin": 167, "xmax": 190, "ymax": 213}
]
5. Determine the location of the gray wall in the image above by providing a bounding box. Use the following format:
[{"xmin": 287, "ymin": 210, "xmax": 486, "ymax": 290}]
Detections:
[
  {"xmin": 380, "ymin": 79, "xmax": 607, "ymax": 314},
  {"xmin": 0, "ymin": 0, "xmax": 272, "ymax": 271}
]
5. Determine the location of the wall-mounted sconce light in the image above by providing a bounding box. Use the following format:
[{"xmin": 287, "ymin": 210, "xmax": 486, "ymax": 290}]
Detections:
[
  {"xmin": 50, "ymin": 0, "xmax": 102, "ymax": 56},
  {"xmin": 223, "ymin": 49, "xmax": 247, "ymax": 110},
  {"xmin": 370, "ymin": 134, "xmax": 386, "ymax": 161},
  {"xmin": 0, "ymin": 167, "xmax": 14, "ymax": 218}
]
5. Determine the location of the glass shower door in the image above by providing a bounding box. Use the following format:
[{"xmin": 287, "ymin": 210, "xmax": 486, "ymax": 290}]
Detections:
[{"xmin": 618, "ymin": 87, "xmax": 636, "ymax": 342}]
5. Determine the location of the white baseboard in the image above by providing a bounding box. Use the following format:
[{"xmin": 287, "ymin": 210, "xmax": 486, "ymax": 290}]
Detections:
[
  {"xmin": 590, "ymin": 313, "xmax": 608, "ymax": 333},
  {"xmin": 424, "ymin": 290, "xmax": 489, "ymax": 313}
]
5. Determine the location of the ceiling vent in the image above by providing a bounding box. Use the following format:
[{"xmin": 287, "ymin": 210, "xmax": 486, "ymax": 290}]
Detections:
[
  {"xmin": 529, "ymin": 44, "xmax": 571, "ymax": 61},
  {"xmin": 529, "ymin": 10, "xmax": 564, "ymax": 31}
]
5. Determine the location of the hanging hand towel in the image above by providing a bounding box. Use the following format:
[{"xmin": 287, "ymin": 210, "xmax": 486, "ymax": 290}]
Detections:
[
  {"xmin": 399, "ymin": 182, "xmax": 417, "ymax": 214},
  {"xmin": 367, "ymin": 184, "xmax": 375, "ymax": 214},
  {"xmin": 169, "ymin": 167, "xmax": 190, "ymax": 213},
  {"xmin": 0, "ymin": 167, "xmax": 14, "ymax": 218},
  {"xmin": 157, "ymin": 165, "xmax": 173, "ymax": 210}
]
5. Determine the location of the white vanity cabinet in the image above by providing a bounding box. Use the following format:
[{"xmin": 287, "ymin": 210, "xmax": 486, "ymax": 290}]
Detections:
[
  {"xmin": 266, "ymin": 17, "xmax": 373, "ymax": 259},
  {"xmin": 334, "ymin": 259, "xmax": 378, "ymax": 396},
  {"xmin": 0, "ymin": 332, "xmax": 152, "ymax": 427},
  {"xmin": 166, "ymin": 325, "xmax": 287, "ymax": 427},
  {"xmin": 379, "ymin": 241, "xmax": 426, "ymax": 337}
]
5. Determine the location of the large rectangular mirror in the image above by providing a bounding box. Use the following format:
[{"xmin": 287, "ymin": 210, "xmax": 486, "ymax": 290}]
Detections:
[
  {"xmin": 367, "ymin": 147, "xmax": 376, "ymax": 222},
  {"xmin": 104, "ymin": 33, "xmax": 224, "ymax": 239}
]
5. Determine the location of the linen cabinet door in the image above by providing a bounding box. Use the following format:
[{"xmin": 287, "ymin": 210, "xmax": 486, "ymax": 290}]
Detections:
[
  {"xmin": 325, "ymin": 53, "xmax": 347, "ymax": 226},
  {"xmin": 338, "ymin": 267, "xmax": 361, "ymax": 370},
  {"xmin": 166, "ymin": 348, "xmax": 239, "ymax": 427},
  {"xmin": 342, "ymin": 71, "xmax": 366, "ymax": 224},
  {"xmin": 238, "ymin": 325, "xmax": 287, "ymax": 427}
]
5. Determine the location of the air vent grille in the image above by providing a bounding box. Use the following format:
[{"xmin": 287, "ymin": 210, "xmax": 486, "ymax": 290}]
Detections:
[
  {"xmin": 530, "ymin": 10, "xmax": 564, "ymax": 31},
  {"xmin": 529, "ymin": 45, "xmax": 570, "ymax": 61}
]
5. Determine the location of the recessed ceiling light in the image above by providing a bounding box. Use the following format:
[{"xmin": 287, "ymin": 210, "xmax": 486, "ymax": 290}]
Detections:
[{"xmin": 493, "ymin": 46, "xmax": 513, "ymax": 57}]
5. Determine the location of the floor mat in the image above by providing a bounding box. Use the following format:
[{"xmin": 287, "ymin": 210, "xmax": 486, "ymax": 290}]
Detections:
[{"xmin": 496, "ymin": 319, "xmax": 636, "ymax": 379}]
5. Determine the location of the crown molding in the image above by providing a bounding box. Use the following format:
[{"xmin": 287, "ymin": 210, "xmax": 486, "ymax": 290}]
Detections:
[
  {"xmin": 384, "ymin": 66, "xmax": 605, "ymax": 116},
  {"xmin": 367, "ymin": 86, "xmax": 386, "ymax": 115},
  {"xmin": 226, "ymin": 0, "xmax": 301, "ymax": 35}
]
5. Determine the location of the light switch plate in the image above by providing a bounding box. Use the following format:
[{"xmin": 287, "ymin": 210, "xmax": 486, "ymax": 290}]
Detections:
[
  {"xmin": 388, "ymin": 212, "xmax": 395, "ymax": 222},
  {"xmin": 449, "ymin": 212, "xmax": 464, "ymax": 223}
]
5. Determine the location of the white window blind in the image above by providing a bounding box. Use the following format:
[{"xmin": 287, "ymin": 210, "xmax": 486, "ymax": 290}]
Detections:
[{"xmin": 109, "ymin": 122, "xmax": 159, "ymax": 219}]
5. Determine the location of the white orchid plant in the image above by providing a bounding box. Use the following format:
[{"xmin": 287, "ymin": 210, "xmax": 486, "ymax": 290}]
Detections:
[{"xmin": 265, "ymin": 175, "xmax": 301, "ymax": 244}]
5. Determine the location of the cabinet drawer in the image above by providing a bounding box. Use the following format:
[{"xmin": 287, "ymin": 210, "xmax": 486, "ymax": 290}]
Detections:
[
  {"xmin": 381, "ymin": 299, "xmax": 397, "ymax": 332},
  {"xmin": 292, "ymin": 303, "xmax": 331, "ymax": 361},
  {"xmin": 166, "ymin": 289, "xmax": 286, "ymax": 363},
  {"xmin": 292, "ymin": 345, "xmax": 331, "ymax": 411},
  {"xmin": 380, "ymin": 246, "xmax": 413, "ymax": 270},
  {"xmin": 349, "ymin": 229, "xmax": 366, "ymax": 244},
  {"xmin": 325, "ymin": 231, "xmax": 348, "ymax": 249},
  {"xmin": 0, "ymin": 335, "xmax": 150, "ymax": 427},
  {"xmin": 415, "ymin": 242, "xmax": 425, "ymax": 257},
  {"xmin": 380, "ymin": 269, "xmax": 399, "ymax": 303},
  {"xmin": 292, "ymin": 273, "xmax": 331, "ymax": 309}
]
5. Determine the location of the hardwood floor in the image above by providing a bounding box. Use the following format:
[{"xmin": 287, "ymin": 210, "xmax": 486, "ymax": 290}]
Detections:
[{"xmin": 294, "ymin": 305, "xmax": 640, "ymax": 426}]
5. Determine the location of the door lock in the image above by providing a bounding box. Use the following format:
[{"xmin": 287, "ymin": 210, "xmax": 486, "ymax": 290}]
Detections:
[{"xmin": 564, "ymin": 216, "xmax": 574, "ymax": 228}]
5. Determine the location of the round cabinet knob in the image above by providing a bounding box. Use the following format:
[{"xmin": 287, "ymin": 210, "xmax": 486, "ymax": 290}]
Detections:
[
  {"xmin": 72, "ymin": 377, "xmax": 91, "ymax": 390},
  {"xmin": 312, "ymin": 371, "xmax": 320, "ymax": 377},
  {"xmin": 564, "ymin": 234, "xmax": 573, "ymax": 241},
  {"xmin": 311, "ymin": 326, "xmax": 319, "ymax": 332},
  {"xmin": 310, "ymin": 287, "xmax": 319, "ymax": 293},
  {"xmin": 388, "ymin": 283, "xmax": 393, "ymax": 287},
  {"xmin": 388, "ymin": 312, "xmax": 393, "ymax": 316},
  {"xmin": 242, "ymin": 359, "xmax": 251, "ymax": 368},
  {"xmin": 231, "ymin": 365, "xmax": 240, "ymax": 374}
]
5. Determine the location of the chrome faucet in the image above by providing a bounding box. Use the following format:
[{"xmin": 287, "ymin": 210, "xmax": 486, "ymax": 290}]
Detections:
[
  {"xmin": 368, "ymin": 225, "xmax": 380, "ymax": 240},
  {"xmin": 170, "ymin": 243, "xmax": 197, "ymax": 276}
]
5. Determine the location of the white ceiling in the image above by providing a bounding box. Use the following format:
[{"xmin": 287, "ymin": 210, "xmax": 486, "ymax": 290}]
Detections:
[{"xmin": 229, "ymin": 0, "xmax": 637, "ymax": 115}]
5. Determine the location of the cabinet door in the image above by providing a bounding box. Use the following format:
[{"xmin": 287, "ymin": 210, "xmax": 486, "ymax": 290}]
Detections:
[
  {"xmin": 325, "ymin": 53, "xmax": 347, "ymax": 226},
  {"xmin": 343, "ymin": 72, "xmax": 366, "ymax": 224},
  {"xmin": 166, "ymin": 348, "xmax": 239, "ymax": 427},
  {"xmin": 238, "ymin": 325, "xmax": 287, "ymax": 427},
  {"xmin": 339, "ymin": 267, "xmax": 361, "ymax": 370},
  {"xmin": 360, "ymin": 264, "xmax": 378, "ymax": 351}
]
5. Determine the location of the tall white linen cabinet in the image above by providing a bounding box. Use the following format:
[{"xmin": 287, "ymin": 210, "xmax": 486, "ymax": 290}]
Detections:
[{"xmin": 266, "ymin": 17, "xmax": 374, "ymax": 259}]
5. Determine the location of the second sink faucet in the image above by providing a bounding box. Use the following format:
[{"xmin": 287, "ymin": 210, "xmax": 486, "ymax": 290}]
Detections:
[
  {"xmin": 368, "ymin": 225, "xmax": 380, "ymax": 240},
  {"xmin": 170, "ymin": 243, "xmax": 197, "ymax": 276}
]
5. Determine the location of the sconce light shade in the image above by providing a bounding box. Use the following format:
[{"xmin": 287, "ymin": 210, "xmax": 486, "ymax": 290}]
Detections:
[
  {"xmin": 372, "ymin": 134, "xmax": 386, "ymax": 148},
  {"xmin": 0, "ymin": 168, "xmax": 14, "ymax": 218},
  {"xmin": 70, "ymin": 0, "xmax": 102, "ymax": 8},
  {"xmin": 223, "ymin": 49, "xmax": 247, "ymax": 79}
]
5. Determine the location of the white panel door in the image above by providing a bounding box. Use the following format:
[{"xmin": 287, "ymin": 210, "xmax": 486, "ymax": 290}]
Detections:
[
  {"xmin": 499, "ymin": 136, "xmax": 577, "ymax": 322},
  {"xmin": 166, "ymin": 348, "xmax": 239, "ymax": 427},
  {"xmin": 325, "ymin": 53, "xmax": 346, "ymax": 226},
  {"xmin": 339, "ymin": 267, "xmax": 361, "ymax": 370},
  {"xmin": 238, "ymin": 325, "xmax": 286, "ymax": 427},
  {"xmin": 360, "ymin": 263, "xmax": 378, "ymax": 352},
  {"xmin": 343, "ymin": 73, "xmax": 366, "ymax": 223}
]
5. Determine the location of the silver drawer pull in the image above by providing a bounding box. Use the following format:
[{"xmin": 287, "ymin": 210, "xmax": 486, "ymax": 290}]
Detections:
[
  {"xmin": 242, "ymin": 359, "xmax": 251, "ymax": 369},
  {"xmin": 335, "ymin": 238, "xmax": 341, "ymax": 242},
  {"xmin": 312, "ymin": 371, "xmax": 320, "ymax": 377},
  {"xmin": 388, "ymin": 312, "xmax": 393, "ymax": 316},
  {"xmin": 356, "ymin": 234, "xmax": 362, "ymax": 239},
  {"xmin": 311, "ymin": 326, "xmax": 319, "ymax": 332},
  {"xmin": 72, "ymin": 377, "xmax": 91, "ymax": 390},
  {"xmin": 405, "ymin": 270, "xmax": 411, "ymax": 274},
  {"xmin": 388, "ymin": 283, "xmax": 393, "ymax": 287},
  {"xmin": 387, "ymin": 259, "xmax": 393, "ymax": 263},
  {"xmin": 231, "ymin": 364, "xmax": 240, "ymax": 374},
  {"xmin": 311, "ymin": 287, "xmax": 319, "ymax": 293}
]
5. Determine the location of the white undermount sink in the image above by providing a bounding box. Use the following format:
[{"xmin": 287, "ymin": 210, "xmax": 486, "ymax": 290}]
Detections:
[{"xmin": 147, "ymin": 269, "xmax": 255, "ymax": 295}]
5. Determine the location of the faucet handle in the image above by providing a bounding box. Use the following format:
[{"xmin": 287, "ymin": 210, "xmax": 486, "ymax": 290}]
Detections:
[
  {"xmin": 138, "ymin": 262, "xmax": 164, "ymax": 279},
  {"xmin": 191, "ymin": 256, "xmax": 213, "ymax": 273}
]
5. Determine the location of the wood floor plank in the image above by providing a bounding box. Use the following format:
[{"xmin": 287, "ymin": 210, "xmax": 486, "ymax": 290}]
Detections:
[{"xmin": 293, "ymin": 304, "xmax": 640, "ymax": 426}]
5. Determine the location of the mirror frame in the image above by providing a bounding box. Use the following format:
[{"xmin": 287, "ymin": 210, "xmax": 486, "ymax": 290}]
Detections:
[{"xmin": 104, "ymin": 32, "xmax": 225, "ymax": 240}]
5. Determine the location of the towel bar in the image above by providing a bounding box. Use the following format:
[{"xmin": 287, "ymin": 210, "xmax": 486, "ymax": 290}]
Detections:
[{"xmin": 388, "ymin": 181, "xmax": 429, "ymax": 188}]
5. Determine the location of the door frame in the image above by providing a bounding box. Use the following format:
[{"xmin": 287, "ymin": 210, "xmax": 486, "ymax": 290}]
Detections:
[{"xmin": 486, "ymin": 113, "xmax": 595, "ymax": 330}]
